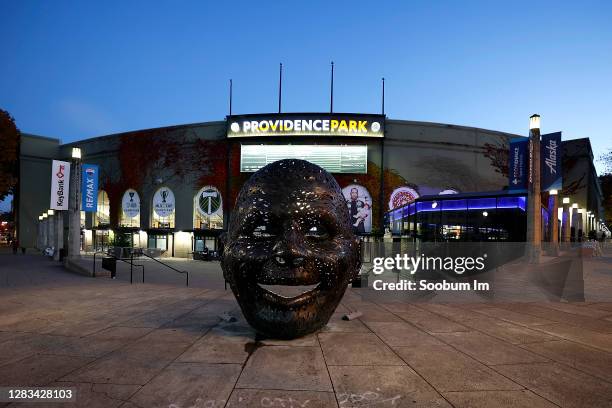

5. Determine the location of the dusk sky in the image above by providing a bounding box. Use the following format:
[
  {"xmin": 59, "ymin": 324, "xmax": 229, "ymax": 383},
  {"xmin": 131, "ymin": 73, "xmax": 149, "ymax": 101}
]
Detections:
[{"xmin": 1, "ymin": 1, "xmax": 611, "ymax": 194}]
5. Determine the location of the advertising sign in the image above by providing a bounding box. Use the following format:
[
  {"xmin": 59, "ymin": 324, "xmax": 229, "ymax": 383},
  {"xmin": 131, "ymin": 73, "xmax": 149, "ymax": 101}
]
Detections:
[
  {"xmin": 81, "ymin": 164, "xmax": 99, "ymax": 212},
  {"xmin": 388, "ymin": 186, "xmax": 419, "ymax": 210},
  {"xmin": 122, "ymin": 189, "xmax": 140, "ymax": 218},
  {"xmin": 508, "ymin": 139, "xmax": 528, "ymax": 191},
  {"xmin": 153, "ymin": 188, "xmax": 175, "ymax": 218},
  {"xmin": 541, "ymin": 132, "xmax": 562, "ymax": 191},
  {"xmin": 50, "ymin": 160, "xmax": 71, "ymax": 210},
  {"xmin": 228, "ymin": 113, "xmax": 385, "ymax": 138},
  {"xmin": 342, "ymin": 184, "xmax": 372, "ymax": 234}
]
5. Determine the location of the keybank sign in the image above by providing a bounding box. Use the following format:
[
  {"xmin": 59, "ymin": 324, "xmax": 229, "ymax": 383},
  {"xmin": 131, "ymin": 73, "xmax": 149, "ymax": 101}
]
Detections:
[{"xmin": 227, "ymin": 113, "xmax": 385, "ymax": 138}]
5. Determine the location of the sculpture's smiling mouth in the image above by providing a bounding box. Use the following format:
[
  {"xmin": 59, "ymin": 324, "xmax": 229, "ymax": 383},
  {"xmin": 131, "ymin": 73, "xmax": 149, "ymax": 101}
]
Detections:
[{"xmin": 256, "ymin": 282, "xmax": 321, "ymax": 306}]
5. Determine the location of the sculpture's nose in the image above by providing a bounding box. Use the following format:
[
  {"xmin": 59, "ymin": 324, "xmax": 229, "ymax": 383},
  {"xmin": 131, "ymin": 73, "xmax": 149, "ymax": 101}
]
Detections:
[{"xmin": 273, "ymin": 223, "xmax": 307, "ymax": 267}]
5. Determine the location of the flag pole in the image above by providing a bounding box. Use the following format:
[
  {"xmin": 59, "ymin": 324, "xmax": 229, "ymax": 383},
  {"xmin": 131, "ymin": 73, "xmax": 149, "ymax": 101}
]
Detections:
[
  {"xmin": 330, "ymin": 61, "xmax": 334, "ymax": 114},
  {"xmin": 229, "ymin": 79, "xmax": 233, "ymax": 116},
  {"xmin": 278, "ymin": 63, "xmax": 283, "ymax": 113},
  {"xmin": 382, "ymin": 77, "xmax": 385, "ymax": 115}
]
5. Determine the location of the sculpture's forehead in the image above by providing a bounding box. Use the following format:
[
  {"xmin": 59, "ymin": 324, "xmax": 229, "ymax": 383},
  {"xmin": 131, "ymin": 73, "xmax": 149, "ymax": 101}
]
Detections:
[
  {"xmin": 234, "ymin": 179, "xmax": 345, "ymax": 222},
  {"xmin": 241, "ymin": 182, "xmax": 339, "ymax": 202}
]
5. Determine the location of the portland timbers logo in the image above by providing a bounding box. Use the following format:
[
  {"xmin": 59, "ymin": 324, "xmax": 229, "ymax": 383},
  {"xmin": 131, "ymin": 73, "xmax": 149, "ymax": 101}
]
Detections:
[{"xmin": 199, "ymin": 188, "xmax": 221, "ymax": 215}]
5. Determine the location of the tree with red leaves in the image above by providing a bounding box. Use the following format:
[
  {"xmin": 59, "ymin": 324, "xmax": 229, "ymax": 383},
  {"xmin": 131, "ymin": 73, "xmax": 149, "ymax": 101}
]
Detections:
[{"xmin": 0, "ymin": 109, "xmax": 20, "ymax": 201}]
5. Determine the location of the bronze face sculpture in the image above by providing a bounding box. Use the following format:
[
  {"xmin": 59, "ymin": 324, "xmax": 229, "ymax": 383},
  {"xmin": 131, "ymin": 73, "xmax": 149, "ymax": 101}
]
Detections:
[{"xmin": 222, "ymin": 159, "xmax": 361, "ymax": 339}]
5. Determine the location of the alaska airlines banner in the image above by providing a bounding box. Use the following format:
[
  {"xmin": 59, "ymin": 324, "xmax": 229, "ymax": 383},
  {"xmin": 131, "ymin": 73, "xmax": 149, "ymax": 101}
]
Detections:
[
  {"xmin": 227, "ymin": 113, "xmax": 384, "ymax": 138},
  {"xmin": 81, "ymin": 164, "xmax": 99, "ymax": 212},
  {"xmin": 50, "ymin": 160, "xmax": 71, "ymax": 211},
  {"xmin": 508, "ymin": 139, "xmax": 528, "ymax": 191},
  {"xmin": 541, "ymin": 132, "xmax": 562, "ymax": 191}
]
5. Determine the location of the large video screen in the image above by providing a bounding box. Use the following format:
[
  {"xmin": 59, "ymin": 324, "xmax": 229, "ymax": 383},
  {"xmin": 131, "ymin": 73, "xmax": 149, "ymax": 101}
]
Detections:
[{"xmin": 240, "ymin": 144, "xmax": 367, "ymax": 174}]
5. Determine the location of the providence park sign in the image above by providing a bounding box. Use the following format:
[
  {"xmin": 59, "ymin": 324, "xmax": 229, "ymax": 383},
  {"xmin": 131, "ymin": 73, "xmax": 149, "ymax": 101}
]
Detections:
[{"xmin": 227, "ymin": 113, "xmax": 385, "ymax": 138}]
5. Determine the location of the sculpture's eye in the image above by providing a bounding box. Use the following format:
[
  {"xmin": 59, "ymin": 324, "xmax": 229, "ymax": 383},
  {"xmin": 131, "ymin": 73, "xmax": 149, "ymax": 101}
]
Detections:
[{"xmin": 305, "ymin": 224, "xmax": 329, "ymax": 240}]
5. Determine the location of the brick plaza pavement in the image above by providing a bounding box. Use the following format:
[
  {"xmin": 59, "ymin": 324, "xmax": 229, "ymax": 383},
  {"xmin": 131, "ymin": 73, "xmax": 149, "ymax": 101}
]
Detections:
[{"xmin": 1, "ymin": 250, "xmax": 612, "ymax": 407}]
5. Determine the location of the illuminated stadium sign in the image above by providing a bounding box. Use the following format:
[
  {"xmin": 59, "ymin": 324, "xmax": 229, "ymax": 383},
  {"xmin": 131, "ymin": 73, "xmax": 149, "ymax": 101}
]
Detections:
[
  {"xmin": 227, "ymin": 113, "xmax": 384, "ymax": 138},
  {"xmin": 241, "ymin": 144, "xmax": 367, "ymax": 173}
]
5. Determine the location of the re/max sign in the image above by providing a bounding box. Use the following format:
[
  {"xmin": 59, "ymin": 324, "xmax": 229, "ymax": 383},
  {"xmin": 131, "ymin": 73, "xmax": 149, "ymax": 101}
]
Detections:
[{"xmin": 81, "ymin": 164, "xmax": 99, "ymax": 212}]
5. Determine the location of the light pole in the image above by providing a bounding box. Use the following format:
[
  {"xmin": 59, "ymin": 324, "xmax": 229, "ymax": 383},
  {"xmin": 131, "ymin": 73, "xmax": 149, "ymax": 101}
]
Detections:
[
  {"xmin": 526, "ymin": 114, "xmax": 542, "ymax": 263},
  {"xmin": 577, "ymin": 208, "xmax": 584, "ymax": 241},
  {"xmin": 41, "ymin": 213, "xmax": 48, "ymax": 249},
  {"xmin": 561, "ymin": 197, "xmax": 571, "ymax": 244},
  {"xmin": 37, "ymin": 215, "xmax": 43, "ymax": 250},
  {"xmin": 68, "ymin": 147, "xmax": 82, "ymax": 258},
  {"xmin": 47, "ymin": 210, "xmax": 55, "ymax": 254},
  {"xmin": 549, "ymin": 189, "xmax": 559, "ymax": 255},
  {"xmin": 571, "ymin": 203, "xmax": 579, "ymax": 242}
]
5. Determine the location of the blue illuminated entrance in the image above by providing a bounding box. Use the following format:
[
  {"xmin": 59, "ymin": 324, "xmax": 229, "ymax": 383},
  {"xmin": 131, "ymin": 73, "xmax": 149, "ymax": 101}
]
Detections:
[{"xmin": 385, "ymin": 191, "xmax": 527, "ymax": 242}]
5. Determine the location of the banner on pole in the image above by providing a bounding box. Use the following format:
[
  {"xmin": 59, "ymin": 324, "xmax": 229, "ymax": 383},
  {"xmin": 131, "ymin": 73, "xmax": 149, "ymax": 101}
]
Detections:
[
  {"xmin": 508, "ymin": 139, "xmax": 528, "ymax": 191},
  {"xmin": 50, "ymin": 160, "xmax": 71, "ymax": 210},
  {"xmin": 81, "ymin": 164, "xmax": 99, "ymax": 212},
  {"xmin": 541, "ymin": 132, "xmax": 562, "ymax": 191}
]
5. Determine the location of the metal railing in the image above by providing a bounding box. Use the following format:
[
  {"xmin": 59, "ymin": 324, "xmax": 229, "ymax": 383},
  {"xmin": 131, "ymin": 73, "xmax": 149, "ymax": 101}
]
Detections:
[
  {"xmin": 92, "ymin": 250, "xmax": 145, "ymax": 284},
  {"xmin": 139, "ymin": 250, "xmax": 190, "ymax": 287}
]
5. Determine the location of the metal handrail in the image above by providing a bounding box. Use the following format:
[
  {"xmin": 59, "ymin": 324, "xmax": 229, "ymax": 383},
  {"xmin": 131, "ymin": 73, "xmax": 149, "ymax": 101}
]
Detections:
[
  {"xmin": 93, "ymin": 250, "xmax": 145, "ymax": 283},
  {"xmin": 139, "ymin": 251, "xmax": 189, "ymax": 287}
]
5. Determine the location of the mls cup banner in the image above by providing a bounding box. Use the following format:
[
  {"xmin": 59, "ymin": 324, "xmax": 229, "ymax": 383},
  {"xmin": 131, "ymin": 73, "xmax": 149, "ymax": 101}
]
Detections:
[
  {"xmin": 50, "ymin": 160, "xmax": 71, "ymax": 211},
  {"xmin": 153, "ymin": 188, "xmax": 176, "ymax": 217},
  {"xmin": 122, "ymin": 189, "xmax": 140, "ymax": 218}
]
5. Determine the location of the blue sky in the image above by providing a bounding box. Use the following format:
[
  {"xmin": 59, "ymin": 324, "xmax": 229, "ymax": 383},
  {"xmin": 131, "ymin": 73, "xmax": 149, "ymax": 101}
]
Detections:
[{"xmin": 1, "ymin": 1, "xmax": 611, "ymax": 205}]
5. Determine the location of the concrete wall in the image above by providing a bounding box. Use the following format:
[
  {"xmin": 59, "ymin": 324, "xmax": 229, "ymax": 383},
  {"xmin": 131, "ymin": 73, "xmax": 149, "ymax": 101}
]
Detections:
[{"xmin": 385, "ymin": 120, "xmax": 519, "ymax": 196}]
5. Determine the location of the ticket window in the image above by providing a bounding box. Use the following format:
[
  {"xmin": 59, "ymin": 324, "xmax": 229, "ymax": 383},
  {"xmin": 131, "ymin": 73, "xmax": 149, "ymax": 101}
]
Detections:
[
  {"xmin": 194, "ymin": 237, "xmax": 217, "ymax": 252},
  {"xmin": 148, "ymin": 234, "xmax": 168, "ymax": 251}
]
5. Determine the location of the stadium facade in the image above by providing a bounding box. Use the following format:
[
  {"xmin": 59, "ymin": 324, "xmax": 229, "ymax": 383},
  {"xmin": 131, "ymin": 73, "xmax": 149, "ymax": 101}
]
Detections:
[{"xmin": 16, "ymin": 113, "xmax": 607, "ymax": 258}]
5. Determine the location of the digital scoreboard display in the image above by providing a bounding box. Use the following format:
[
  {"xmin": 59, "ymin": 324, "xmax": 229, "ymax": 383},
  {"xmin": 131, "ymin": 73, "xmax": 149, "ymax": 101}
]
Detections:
[
  {"xmin": 240, "ymin": 145, "xmax": 368, "ymax": 174},
  {"xmin": 228, "ymin": 113, "xmax": 384, "ymax": 138}
]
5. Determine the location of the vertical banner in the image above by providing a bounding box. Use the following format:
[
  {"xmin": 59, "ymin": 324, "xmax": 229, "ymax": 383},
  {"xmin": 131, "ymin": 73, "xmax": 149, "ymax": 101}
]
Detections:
[
  {"xmin": 508, "ymin": 139, "xmax": 528, "ymax": 191},
  {"xmin": 541, "ymin": 132, "xmax": 562, "ymax": 191},
  {"xmin": 50, "ymin": 160, "xmax": 71, "ymax": 210},
  {"xmin": 81, "ymin": 164, "xmax": 99, "ymax": 212}
]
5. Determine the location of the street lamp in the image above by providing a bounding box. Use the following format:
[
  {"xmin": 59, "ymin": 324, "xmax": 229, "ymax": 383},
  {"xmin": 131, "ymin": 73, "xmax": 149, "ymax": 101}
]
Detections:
[
  {"xmin": 529, "ymin": 114, "xmax": 541, "ymax": 130},
  {"xmin": 526, "ymin": 114, "xmax": 542, "ymax": 263},
  {"xmin": 41, "ymin": 213, "xmax": 48, "ymax": 249},
  {"xmin": 561, "ymin": 197, "xmax": 571, "ymax": 243},
  {"xmin": 46, "ymin": 210, "xmax": 55, "ymax": 254},
  {"xmin": 68, "ymin": 147, "xmax": 82, "ymax": 258},
  {"xmin": 549, "ymin": 189, "xmax": 559, "ymax": 254}
]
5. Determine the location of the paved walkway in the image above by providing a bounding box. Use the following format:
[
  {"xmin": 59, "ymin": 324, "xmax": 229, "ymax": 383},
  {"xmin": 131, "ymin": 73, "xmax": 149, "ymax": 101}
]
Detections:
[{"xmin": 1, "ymin": 250, "xmax": 612, "ymax": 407}]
